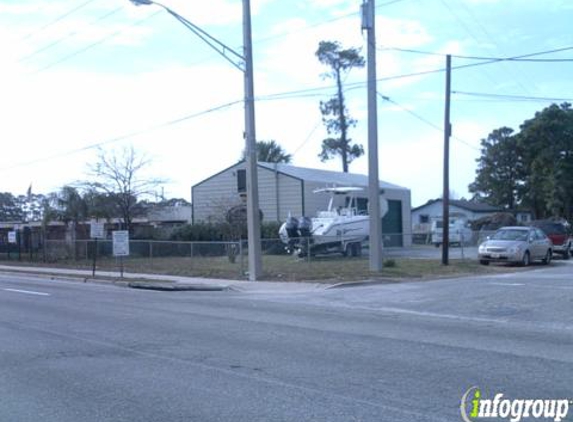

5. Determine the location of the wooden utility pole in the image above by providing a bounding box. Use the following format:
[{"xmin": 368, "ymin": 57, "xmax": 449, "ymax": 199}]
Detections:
[{"xmin": 442, "ymin": 55, "xmax": 452, "ymax": 266}]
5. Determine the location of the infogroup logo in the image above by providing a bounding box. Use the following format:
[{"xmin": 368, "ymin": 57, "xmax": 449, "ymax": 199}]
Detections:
[{"xmin": 460, "ymin": 386, "xmax": 572, "ymax": 422}]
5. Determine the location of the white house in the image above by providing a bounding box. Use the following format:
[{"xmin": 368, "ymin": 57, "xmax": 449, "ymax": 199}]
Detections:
[{"xmin": 192, "ymin": 161, "xmax": 412, "ymax": 246}]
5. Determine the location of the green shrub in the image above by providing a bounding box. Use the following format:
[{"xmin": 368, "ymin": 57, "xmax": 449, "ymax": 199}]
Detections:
[
  {"xmin": 261, "ymin": 221, "xmax": 282, "ymax": 239},
  {"xmin": 383, "ymin": 259, "xmax": 397, "ymax": 268},
  {"xmin": 170, "ymin": 221, "xmax": 284, "ymax": 242}
]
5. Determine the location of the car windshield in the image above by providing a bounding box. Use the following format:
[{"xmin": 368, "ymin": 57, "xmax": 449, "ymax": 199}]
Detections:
[{"xmin": 491, "ymin": 229, "xmax": 529, "ymax": 241}]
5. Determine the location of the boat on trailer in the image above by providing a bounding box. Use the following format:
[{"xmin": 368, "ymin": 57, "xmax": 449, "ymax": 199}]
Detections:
[{"xmin": 279, "ymin": 187, "xmax": 385, "ymax": 257}]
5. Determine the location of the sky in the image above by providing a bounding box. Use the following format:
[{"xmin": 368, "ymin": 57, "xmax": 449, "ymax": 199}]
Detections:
[{"xmin": 0, "ymin": 0, "xmax": 572, "ymax": 208}]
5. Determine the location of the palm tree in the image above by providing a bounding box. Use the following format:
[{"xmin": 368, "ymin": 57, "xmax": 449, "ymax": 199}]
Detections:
[{"xmin": 242, "ymin": 140, "xmax": 292, "ymax": 164}]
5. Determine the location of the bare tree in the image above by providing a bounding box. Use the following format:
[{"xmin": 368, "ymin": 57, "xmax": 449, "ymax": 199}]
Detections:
[{"xmin": 84, "ymin": 146, "xmax": 165, "ymax": 232}]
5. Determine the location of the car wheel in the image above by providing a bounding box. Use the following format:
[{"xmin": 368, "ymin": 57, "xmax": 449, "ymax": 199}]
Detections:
[
  {"xmin": 564, "ymin": 244, "xmax": 571, "ymax": 260},
  {"xmin": 479, "ymin": 260, "xmax": 490, "ymax": 266},
  {"xmin": 521, "ymin": 251, "xmax": 531, "ymax": 267},
  {"xmin": 542, "ymin": 250, "xmax": 552, "ymax": 265}
]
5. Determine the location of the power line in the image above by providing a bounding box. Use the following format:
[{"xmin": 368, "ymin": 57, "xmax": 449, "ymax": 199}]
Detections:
[
  {"xmin": 436, "ymin": 0, "xmax": 540, "ymax": 97},
  {"xmin": 453, "ymin": 91, "xmax": 573, "ymax": 103},
  {"xmin": 380, "ymin": 45, "xmax": 573, "ymax": 62},
  {"xmin": 0, "ymin": 80, "xmax": 359, "ymax": 173},
  {"xmin": 0, "ymin": 100, "xmax": 243, "ymax": 173},
  {"xmin": 30, "ymin": 10, "xmax": 161, "ymax": 74},
  {"xmin": 253, "ymin": 0, "xmax": 408, "ymax": 45},
  {"xmin": 456, "ymin": 0, "xmax": 538, "ymax": 95},
  {"xmin": 18, "ymin": 6, "xmax": 125, "ymax": 64},
  {"xmin": 371, "ymin": 45, "xmax": 573, "ymax": 86},
  {"xmin": 20, "ymin": 0, "xmax": 100, "ymax": 41},
  {"xmin": 292, "ymin": 121, "xmax": 322, "ymax": 156},
  {"xmin": 377, "ymin": 92, "xmax": 479, "ymax": 151}
]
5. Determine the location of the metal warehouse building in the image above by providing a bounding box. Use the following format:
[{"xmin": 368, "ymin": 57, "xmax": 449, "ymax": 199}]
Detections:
[{"xmin": 192, "ymin": 161, "xmax": 412, "ymax": 247}]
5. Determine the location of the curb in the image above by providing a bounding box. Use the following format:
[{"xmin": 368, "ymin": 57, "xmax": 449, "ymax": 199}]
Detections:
[
  {"xmin": 327, "ymin": 278, "xmax": 401, "ymax": 289},
  {"xmin": 127, "ymin": 282, "xmax": 229, "ymax": 292}
]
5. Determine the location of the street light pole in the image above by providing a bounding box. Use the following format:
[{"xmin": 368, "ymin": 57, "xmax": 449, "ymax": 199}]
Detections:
[
  {"xmin": 362, "ymin": 0, "xmax": 383, "ymax": 271},
  {"xmin": 242, "ymin": 0, "xmax": 262, "ymax": 280},
  {"xmin": 129, "ymin": 0, "xmax": 262, "ymax": 280}
]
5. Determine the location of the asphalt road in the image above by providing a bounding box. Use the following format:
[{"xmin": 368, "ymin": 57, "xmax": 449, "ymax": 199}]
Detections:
[{"xmin": 1, "ymin": 262, "xmax": 572, "ymax": 422}]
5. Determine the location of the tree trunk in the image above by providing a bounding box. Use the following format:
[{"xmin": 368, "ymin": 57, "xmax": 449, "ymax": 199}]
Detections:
[{"xmin": 336, "ymin": 68, "xmax": 348, "ymax": 173}]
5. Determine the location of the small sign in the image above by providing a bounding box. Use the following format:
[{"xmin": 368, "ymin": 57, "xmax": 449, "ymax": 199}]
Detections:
[
  {"xmin": 90, "ymin": 220, "xmax": 105, "ymax": 239},
  {"xmin": 8, "ymin": 231, "xmax": 17, "ymax": 244},
  {"xmin": 112, "ymin": 231, "xmax": 130, "ymax": 257}
]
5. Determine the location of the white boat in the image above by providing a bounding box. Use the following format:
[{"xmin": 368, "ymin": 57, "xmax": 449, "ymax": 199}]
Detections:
[{"xmin": 279, "ymin": 187, "xmax": 386, "ymax": 257}]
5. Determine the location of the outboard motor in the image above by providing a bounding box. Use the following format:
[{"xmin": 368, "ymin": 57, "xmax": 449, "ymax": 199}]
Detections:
[
  {"xmin": 285, "ymin": 215, "xmax": 299, "ymax": 239},
  {"xmin": 279, "ymin": 215, "xmax": 302, "ymax": 254},
  {"xmin": 279, "ymin": 215, "xmax": 313, "ymax": 256},
  {"xmin": 298, "ymin": 216, "xmax": 312, "ymax": 238}
]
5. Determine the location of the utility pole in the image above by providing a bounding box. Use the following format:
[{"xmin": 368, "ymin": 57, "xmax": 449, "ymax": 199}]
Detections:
[
  {"xmin": 243, "ymin": 0, "xmax": 262, "ymax": 280},
  {"xmin": 442, "ymin": 55, "xmax": 452, "ymax": 266},
  {"xmin": 362, "ymin": 0, "xmax": 383, "ymax": 271},
  {"xmin": 129, "ymin": 0, "xmax": 263, "ymax": 280}
]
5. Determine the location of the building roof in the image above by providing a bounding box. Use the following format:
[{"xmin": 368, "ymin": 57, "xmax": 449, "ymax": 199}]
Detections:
[
  {"xmin": 257, "ymin": 162, "xmax": 408, "ymax": 191},
  {"xmin": 412, "ymin": 198, "xmax": 503, "ymax": 213}
]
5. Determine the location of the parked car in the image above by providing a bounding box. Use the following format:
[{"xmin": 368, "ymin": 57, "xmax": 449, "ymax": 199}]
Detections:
[
  {"xmin": 478, "ymin": 226, "xmax": 553, "ymax": 266},
  {"xmin": 431, "ymin": 218, "xmax": 473, "ymax": 247},
  {"xmin": 530, "ymin": 220, "xmax": 572, "ymax": 259}
]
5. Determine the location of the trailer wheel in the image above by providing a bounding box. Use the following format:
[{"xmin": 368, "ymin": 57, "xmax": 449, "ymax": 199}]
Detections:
[
  {"xmin": 343, "ymin": 242, "xmax": 361, "ymax": 257},
  {"xmin": 353, "ymin": 243, "xmax": 362, "ymax": 257}
]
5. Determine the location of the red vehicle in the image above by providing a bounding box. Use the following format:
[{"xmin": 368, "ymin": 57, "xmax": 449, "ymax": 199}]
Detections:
[{"xmin": 530, "ymin": 220, "xmax": 572, "ymax": 259}]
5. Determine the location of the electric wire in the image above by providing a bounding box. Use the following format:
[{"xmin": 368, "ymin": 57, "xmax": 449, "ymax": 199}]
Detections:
[
  {"xmin": 20, "ymin": 0, "xmax": 100, "ymax": 41},
  {"xmin": 436, "ymin": 0, "xmax": 537, "ymax": 96},
  {"xmin": 30, "ymin": 10, "xmax": 162, "ymax": 74},
  {"xmin": 4, "ymin": 69, "xmax": 568, "ymax": 173},
  {"xmin": 376, "ymin": 92, "xmax": 479, "ymax": 151},
  {"xmin": 253, "ymin": 0, "xmax": 408, "ymax": 45},
  {"xmin": 453, "ymin": 91, "xmax": 573, "ymax": 103},
  {"xmin": 380, "ymin": 45, "xmax": 573, "ymax": 62},
  {"xmin": 0, "ymin": 100, "xmax": 243, "ymax": 173},
  {"xmin": 18, "ymin": 6, "xmax": 125, "ymax": 64},
  {"xmin": 455, "ymin": 0, "xmax": 537, "ymax": 94}
]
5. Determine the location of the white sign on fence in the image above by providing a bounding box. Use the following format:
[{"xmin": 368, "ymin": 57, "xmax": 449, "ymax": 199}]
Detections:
[
  {"xmin": 112, "ymin": 231, "xmax": 130, "ymax": 257},
  {"xmin": 90, "ymin": 220, "xmax": 105, "ymax": 239},
  {"xmin": 8, "ymin": 231, "xmax": 17, "ymax": 244}
]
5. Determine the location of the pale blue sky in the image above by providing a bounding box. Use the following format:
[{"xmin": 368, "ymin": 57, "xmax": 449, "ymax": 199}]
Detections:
[{"xmin": 0, "ymin": 0, "xmax": 572, "ymax": 206}]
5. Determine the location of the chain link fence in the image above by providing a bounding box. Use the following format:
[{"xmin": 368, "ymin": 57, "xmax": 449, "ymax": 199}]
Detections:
[{"xmin": 0, "ymin": 231, "xmax": 490, "ymax": 279}]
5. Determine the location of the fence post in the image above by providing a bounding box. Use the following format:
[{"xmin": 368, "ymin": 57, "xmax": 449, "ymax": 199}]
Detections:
[{"xmin": 239, "ymin": 239, "xmax": 245, "ymax": 278}]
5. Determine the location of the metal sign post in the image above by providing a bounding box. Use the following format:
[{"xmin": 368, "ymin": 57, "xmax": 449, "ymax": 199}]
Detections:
[
  {"xmin": 8, "ymin": 231, "xmax": 16, "ymax": 260},
  {"xmin": 112, "ymin": 230, "xmax": 130, "ymax": 279},
  {"xmin": 90, "ymin": 220, "xmax": 105, "ymax": 277},
  {"xmin": 16, "ymin": 228, "xmax": 21, "ymax": 262}
]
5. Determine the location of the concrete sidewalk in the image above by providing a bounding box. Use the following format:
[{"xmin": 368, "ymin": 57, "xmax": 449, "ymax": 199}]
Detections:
[{"xmin": 0, "ymin": 264, "xmax": 331, "ymax": 293}]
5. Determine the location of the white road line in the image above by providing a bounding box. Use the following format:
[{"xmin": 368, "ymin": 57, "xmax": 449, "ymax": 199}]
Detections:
[
  {"xmin": 3, "ymin": 288, "xmax": 50, "ymax": 297},
  {"xmin": 489, "ymin": 282, "xmax": 525, "ymax": 287}
]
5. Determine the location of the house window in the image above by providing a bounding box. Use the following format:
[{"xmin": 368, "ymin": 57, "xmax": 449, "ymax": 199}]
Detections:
[
  {"xmin": 237, "ymin": 169, "xmax": 246, "ymax": 193},
  {"xmin": 419, "ymin": 214, "xmax": 429, "ymax": 224}
]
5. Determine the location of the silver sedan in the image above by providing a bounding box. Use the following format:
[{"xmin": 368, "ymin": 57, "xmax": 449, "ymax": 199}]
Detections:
[{"xmin": 478, "ymin": 226, "xmax": 553, "ymax": 266}]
